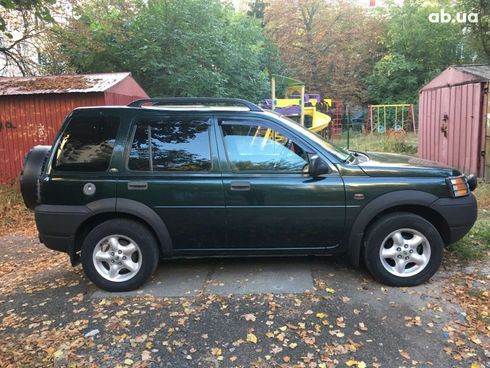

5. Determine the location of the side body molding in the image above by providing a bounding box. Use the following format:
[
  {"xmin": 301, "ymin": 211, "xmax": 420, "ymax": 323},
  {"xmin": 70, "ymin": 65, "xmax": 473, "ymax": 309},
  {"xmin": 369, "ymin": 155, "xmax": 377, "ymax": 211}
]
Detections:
[
  {"xmin": 346, "ymin": 190, "xmax": 439, "ymax": 267},
  {"xmin": 116, "ymin": 198, "xmax": 173, "ymax": 258}
]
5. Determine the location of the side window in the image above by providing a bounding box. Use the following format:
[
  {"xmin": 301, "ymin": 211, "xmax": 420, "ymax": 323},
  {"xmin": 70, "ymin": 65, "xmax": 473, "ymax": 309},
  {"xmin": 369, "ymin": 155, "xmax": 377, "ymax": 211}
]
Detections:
[
  {"xmin": 221, "ymin": 121, "xmax": 309, "ymax": 172},
  {"xmin": 53, "ymin": 114, "xmax": 120, "ymax": 172},
  {"xmin": 128, "ymin": 117, "xmax": 212, "ymax": 172},
  {"xmin": 128, "ymin": 124, "xmax": 150, "ymax": 171}
]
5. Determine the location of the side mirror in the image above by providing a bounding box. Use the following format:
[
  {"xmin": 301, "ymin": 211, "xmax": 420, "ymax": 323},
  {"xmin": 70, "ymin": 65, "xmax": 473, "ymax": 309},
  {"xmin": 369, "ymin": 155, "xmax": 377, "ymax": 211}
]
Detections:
[{"xmin": 308, "ymin": 154, "xmax": 330, "ymax": 177}]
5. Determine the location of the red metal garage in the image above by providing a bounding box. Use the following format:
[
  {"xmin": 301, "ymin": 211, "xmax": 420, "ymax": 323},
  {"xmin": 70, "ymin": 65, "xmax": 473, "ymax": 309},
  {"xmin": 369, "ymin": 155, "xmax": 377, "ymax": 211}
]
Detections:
[
  {"xmin": 0, "ymin": 72, "xmax": 149, "ymax": 183},
  {"xmin": 418, "ymin": 65, "xmax": 490, "ymax": 179}
]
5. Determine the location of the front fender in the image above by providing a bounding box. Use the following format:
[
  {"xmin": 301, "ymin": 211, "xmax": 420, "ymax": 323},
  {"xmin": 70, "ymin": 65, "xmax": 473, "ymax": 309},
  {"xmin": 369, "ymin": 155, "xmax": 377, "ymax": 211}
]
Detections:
[{"xmin": 346, "ymin": 190, "xmax": 439, "ymax": 267}]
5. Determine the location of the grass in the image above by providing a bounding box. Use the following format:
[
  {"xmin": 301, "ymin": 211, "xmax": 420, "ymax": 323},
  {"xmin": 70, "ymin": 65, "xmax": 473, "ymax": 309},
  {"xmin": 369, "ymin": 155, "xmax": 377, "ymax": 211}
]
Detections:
[
  {"xmin": 448, "ymin": 182, "xmax": 490, "ymax": 261},
  {"xmin": 335, "ymin": 131, "xmax": 418, "ymax": 155},
  {"xmin": 0, "ymin": 184, "xmax": 35, "ymax": 237}
]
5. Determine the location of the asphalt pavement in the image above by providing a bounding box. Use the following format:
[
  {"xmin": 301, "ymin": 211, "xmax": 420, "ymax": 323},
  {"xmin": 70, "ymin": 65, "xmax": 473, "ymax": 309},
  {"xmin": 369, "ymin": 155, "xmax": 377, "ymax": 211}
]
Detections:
[{"xmin": 0, "ymin": 235, "xmax": 488, "ymax": 367}]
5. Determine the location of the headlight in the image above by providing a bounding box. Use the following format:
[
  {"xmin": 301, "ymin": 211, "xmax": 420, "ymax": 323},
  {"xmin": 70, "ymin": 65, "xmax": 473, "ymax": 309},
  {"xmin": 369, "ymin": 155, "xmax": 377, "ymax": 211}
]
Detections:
[{"xmin": 446, "ymin": 175, "xmax": 470, "ymax": 197}]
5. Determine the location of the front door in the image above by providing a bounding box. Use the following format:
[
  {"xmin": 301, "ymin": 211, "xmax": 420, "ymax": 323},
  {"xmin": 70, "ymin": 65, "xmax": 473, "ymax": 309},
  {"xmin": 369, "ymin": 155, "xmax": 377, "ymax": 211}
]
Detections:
[
  {"xmin": 117, "ymin": 113, "xmax": 226, "ymax": 251},
  {"xmin": 217, "ymin": 118, "xmax": 345, "ymax": 251}
]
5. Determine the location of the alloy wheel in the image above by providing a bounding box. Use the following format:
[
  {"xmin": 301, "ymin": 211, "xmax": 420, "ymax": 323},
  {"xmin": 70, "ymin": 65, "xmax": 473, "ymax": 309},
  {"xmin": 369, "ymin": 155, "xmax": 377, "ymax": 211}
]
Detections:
[
  {"xmin": 379, "ymin": 228, "xmax": 431, "ymax": 278},
  {"xmin": 92, "ymin": 235, "xmax": 142, "ymax": 282}
]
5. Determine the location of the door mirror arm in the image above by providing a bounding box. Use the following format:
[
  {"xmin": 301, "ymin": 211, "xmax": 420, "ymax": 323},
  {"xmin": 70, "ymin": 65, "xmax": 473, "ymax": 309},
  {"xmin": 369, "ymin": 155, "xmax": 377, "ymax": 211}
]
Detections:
[{"xmin": 308, "ymin": 154, "xmax": 330, "ymax": 177}]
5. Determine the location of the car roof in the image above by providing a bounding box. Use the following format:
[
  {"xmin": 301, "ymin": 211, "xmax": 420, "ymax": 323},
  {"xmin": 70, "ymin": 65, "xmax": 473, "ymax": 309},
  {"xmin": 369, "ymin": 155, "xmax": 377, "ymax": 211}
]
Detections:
[
  {"xmin": 141, "ymin": 105, "xmax": 250, "ymax": 112},
  {"xmin": 73, "ymin": 105, "xmax": 255, "ymax": 112},
  {"xmin": 73, "ymin": 97, "xmax": 265, "ymax": 113}
]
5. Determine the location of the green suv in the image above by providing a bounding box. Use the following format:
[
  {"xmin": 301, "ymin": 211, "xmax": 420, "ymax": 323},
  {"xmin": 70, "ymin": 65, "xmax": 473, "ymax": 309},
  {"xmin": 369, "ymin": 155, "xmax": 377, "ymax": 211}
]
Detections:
[{"xmin": 20, "ymin": 98, "xmax": 478, "ymax": 291}]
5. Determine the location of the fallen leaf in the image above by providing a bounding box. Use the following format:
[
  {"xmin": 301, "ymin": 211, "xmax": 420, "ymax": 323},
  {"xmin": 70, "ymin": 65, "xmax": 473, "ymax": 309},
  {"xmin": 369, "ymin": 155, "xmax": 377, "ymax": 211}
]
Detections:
[
  {"xmin": 247, "ymin": 333, "xmax": 257, "ymax": 344},
  {"xmin": 242, "ymin": 313, "xmax": 256, "ymax": 322},
  {"xmin": 346, "ymin": 360, "xmax": 366, "ymax": 368},
  {"xmin": 141, "ymin": 350, "xmax": 151, "ymax": 361},
  {"xmin": 470, "ymin": 336, "xmax": 481, "ymax": 345},
  {"xmin": 399, "ymin": 350, "xmax": 411, "ymax": 360},
  {"xmin": 304, "ymin": 336, "xmax": 315, "ymax": 345}
]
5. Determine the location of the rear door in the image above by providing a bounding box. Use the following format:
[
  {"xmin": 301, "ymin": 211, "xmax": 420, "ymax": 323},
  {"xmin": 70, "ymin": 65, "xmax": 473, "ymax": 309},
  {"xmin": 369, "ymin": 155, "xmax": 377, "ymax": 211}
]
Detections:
[
  {"xmin": 117, "ymin": 113, "xmax": 226, "ymax": 251},
  {"xmin": 42, "ymin": 110, "xmax": 120, "ymax": 206},
  {"xmin": 217, "ymin": 117, "xmax": 345, "ymax": 251}
]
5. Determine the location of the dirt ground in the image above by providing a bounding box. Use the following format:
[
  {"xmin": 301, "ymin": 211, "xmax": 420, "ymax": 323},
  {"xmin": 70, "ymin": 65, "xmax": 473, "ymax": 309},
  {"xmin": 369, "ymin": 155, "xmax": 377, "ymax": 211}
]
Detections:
[{"xmin": 0, "ymin": 234, "xmax": 488, "ymax": 368}]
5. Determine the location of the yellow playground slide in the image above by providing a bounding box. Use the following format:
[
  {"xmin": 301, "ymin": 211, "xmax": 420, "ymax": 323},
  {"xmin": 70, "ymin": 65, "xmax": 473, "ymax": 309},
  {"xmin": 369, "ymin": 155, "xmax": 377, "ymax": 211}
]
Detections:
[{"xmin": 304, "ymin": 107, "xmax": 332, "ymax": 134}]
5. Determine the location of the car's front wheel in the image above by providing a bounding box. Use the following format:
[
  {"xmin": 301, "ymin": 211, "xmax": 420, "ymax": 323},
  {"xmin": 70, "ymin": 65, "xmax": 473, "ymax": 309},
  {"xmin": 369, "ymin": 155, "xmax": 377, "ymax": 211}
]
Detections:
[
  {"xmin": 81, "ymin": 219, "xmax": 159, "ymax": 291},
  {"xmin": 363, "ymin": 212, "xmax": 443, "ymax": 287}
]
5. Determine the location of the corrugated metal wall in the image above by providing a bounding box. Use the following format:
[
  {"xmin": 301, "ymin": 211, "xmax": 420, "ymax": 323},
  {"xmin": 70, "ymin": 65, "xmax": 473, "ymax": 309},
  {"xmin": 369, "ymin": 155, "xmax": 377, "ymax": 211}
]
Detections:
[
  {"xmin": 0, "ymin": 93, "xmax": 106, "ymax": 183},
  {"xmin": 418, "ymin": 82, "xmax": 484, "ymax": 176},
  {"xmin": 104, "ymin": 75, "xmax": 149, "ymax": 105},
  {"xmin": 0, "ymin": 74, "xmax": 149, "ymax": 183},
  {"xmin": 104, "ymin": 92, "xmax": 146, "ymax": 105}
]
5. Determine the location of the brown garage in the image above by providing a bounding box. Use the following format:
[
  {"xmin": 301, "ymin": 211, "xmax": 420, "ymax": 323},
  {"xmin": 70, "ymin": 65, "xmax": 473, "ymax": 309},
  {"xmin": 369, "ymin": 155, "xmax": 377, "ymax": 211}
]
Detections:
[
  {"xmin": 0, "ymin": 72, "xmax": 149, "ymax": 183},
  {"xmin": 418, "ymin": 65, "xmax": 490, "ymax": 180}
]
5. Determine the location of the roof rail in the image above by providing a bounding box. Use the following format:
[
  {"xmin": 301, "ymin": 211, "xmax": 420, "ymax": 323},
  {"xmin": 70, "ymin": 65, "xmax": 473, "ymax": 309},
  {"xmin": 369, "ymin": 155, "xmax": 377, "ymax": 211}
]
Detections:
[{"xmin": 127, "ymin": 97, "xmax": 263, "ymax": 112}]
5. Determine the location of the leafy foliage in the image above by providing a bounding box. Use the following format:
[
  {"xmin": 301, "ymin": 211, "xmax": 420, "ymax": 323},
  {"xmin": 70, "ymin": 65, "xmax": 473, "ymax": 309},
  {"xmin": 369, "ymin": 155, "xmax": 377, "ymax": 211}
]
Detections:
[
  {"xmin": 0, "ymin": 0, "xmax": 56, "ymax": 75},
  {"xmin": 264, "ymin": 0, "xmax": 386, "ymax": 104},
  {"xmin": 461, "ymin": 0, "xmax": 490, "ymax": 62},
  {"xmin": 366, "ymin": 0, "xmax": 478, "ymax": 103},
  {"xmin": 0, "ymin": 0, "xmax": 54, "ymax": 33},
  {"xmin": 44, "ymin": 0, "xmax": 282, "ymax": 101}
]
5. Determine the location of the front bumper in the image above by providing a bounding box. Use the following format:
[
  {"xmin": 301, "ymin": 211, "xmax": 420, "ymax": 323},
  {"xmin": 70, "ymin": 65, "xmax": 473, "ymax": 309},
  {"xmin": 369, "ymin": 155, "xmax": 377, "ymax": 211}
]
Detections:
[{"xmin": 430, "ymin": 193, "xmax": 477, "ymax": 244}]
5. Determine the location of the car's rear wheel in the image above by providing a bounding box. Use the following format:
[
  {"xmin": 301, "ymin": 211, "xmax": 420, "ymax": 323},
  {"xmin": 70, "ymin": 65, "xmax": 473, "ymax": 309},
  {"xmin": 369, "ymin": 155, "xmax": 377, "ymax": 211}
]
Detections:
[
  {"xmin": 81, "ymin": 219, "xmax": 159, "ymax": 291},
  {"xmin": 363, "ymin": 212, "xmax": 443, "ymax": 287}
]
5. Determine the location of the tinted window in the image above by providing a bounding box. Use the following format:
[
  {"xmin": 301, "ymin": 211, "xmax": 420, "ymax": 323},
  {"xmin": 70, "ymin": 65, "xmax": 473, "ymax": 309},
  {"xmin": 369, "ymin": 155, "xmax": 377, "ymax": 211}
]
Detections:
[
  {"xmin": 128, "ymin": 118, "xmax": 211, "ymax": 172},
  {"xmin": 221, "ymin": 122, "xmax": 308, "ymax": 172},
  {"xmin": 53, "ymin": 114, "xmax": 119, "ymax": 172},
  {"xmin": 128, "ymin": 125, "xmax": 150, "ymax": 171}
]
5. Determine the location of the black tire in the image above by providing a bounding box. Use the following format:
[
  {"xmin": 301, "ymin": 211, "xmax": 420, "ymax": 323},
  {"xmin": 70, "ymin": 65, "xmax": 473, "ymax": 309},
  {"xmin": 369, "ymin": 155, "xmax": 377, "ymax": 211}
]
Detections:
[
  {"xmin": 363, "ymin": 212, "xmax": 443, "ymax": 287},
  {"xmin": 81, "ymin": 219, "xmax": 159, "ymax": 292}
]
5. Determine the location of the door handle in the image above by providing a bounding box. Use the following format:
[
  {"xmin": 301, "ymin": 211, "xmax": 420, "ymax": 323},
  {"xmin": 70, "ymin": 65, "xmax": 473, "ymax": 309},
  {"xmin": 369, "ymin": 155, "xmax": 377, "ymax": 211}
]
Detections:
[
  {"xmin": 230, "ymin": 182, "xmax": 251, "ymax": 191},
  {"xmin": 128, "ymin": 181, "xmax": 148, "ymax": 190}
]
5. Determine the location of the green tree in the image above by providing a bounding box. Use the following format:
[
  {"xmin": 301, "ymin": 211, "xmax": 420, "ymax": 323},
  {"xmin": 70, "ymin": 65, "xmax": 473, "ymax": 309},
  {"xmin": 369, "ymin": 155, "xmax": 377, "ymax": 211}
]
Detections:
[
  {"xmin": 44, "ymin": 0, "xmax": 281, "ymax": 101},
  {"xmin": 247, "ymin": 0, "xmax": 267, "ymax": 23},
  {"xmin": 265, "ymin": 0, "xmax": 386, "ymax": 104},
  {"xmin": 45, "ymin": 0, "xmax": 137, "ymax": 74},
  {"xmin": 367, "ymin": 0, "xmax": 476, "ymax": 103},
  {"xmin": 1, "ymin": 0, "xmax": 55, "ymax": 75},
  {"xmin": 0, "ymin": 0, "xmax": 54, "ymax": 33},
  {"xmin": 367, "ymin": 54, "xmax": 420, "ymax": 103},
  {"xmin": 459, "ymin": 0, "xmax": 490, "ymax": 62}
]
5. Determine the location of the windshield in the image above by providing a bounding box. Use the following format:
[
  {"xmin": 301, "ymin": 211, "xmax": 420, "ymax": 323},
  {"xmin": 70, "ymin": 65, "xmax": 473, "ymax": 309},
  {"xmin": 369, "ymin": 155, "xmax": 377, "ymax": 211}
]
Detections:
[{"xmin": 269, "ymin": 112, "xmax": 351, "ymax": 161}]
